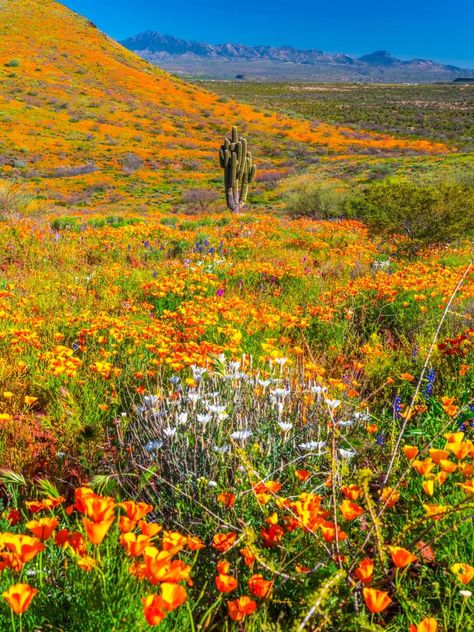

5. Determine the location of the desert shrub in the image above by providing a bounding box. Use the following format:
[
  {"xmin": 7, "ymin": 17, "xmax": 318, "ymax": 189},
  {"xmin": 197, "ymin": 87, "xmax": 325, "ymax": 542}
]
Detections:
[
  {"xmin": 50, "ymin": 216, "xmax": 81, "ymax": 231},
  {"xmin": 349, "ymin": 178, "xmax": 474, "ymax": 253},
  {"xmin": 180, "ymin": 188, "xmax": 220, "ymax": 212},
  {"xmin": 284, "ymin": 180, "xmax": 349, "ymax": 219},
  {"xmin": 0, "ymin": 179, "xmax": 31, "ymax": 219},
  {"xmin": 120, "ymin": 152, "xmax": 143, "ymax": 174},
  {"xmin": 51, "ymin": 162, "xmax": 98, "ymax": 177}
]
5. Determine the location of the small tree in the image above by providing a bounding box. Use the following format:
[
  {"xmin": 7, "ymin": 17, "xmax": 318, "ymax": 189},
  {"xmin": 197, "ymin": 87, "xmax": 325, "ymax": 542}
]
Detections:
[{"xmin": 219, "ymin": 126, "xmax": 257, "ymax": 212}]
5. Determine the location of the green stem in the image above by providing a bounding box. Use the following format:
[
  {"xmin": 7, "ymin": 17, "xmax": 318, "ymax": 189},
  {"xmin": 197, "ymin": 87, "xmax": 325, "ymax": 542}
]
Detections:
[{"xmin": 39, "ymin": 549, "xmax": 44, "ymax": 589}]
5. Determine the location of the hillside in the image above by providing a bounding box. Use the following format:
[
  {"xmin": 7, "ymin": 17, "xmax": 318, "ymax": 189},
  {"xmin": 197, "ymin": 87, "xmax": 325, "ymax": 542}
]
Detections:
[
  {"xmin": 121, "ymin": 32, "xmax": 474, "ymax": 83},
  {"xmin": 0, "ymin": 0, "xmax": 447, "ymax": 213}
]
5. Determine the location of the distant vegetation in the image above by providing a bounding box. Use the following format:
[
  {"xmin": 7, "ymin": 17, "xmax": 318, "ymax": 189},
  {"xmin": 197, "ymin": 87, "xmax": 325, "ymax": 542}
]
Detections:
[{"xmin": 201, "ymin": 82, "xmax": 474, "ymax": 150}]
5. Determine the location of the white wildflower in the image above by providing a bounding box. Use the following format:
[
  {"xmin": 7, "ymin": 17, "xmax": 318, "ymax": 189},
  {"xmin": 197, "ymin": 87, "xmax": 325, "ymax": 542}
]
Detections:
[
  {"xmin": 299, "ymin": 441, "xmax": 326, "ymax": 452},
  {"xmin": 339, "ymin": 448, "xmax": 356, "ymax": 459},
  {"xmin": 231, "ymin": 430, "xmax": 252, "ymax": 441},
  {"xmin": 325, "ymin": 398, "xmax": 341, "ymax": 410},
  {"xmin": 196, "ymin": 413, "xmax": 212, "ymax": 425}
]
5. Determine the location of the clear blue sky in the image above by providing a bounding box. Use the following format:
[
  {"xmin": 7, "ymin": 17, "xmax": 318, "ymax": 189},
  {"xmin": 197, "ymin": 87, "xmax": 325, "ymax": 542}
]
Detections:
[{"xmin": 62, "ymin": 0, "xmax": 474, "ymax": 68}]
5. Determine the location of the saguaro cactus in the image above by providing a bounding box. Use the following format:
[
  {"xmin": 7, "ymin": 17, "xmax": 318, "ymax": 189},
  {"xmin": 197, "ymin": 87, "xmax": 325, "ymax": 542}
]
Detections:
[{"xmin": 219, "ymin": 126, "xmax": 257, "ymax": 212}]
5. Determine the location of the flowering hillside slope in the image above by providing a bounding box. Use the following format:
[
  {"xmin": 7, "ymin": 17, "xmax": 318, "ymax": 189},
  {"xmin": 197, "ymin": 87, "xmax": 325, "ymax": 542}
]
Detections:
[{"xmin": 0, "ymin": 0, "xmax": 447, "ymax": 210}]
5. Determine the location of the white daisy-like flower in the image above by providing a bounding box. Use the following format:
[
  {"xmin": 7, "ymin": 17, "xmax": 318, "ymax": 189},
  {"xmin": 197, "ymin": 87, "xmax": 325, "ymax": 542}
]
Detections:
[
  {"xmin": 187, "ymin": 391, "xmax": 201, "ymax": 404},
  {"xmin": 353, "ymin": 411, "xmax": 370, "ymax": 422},
  {"xmin": 176, "ymin": 412, "xmax": 188, "ymax": 425},
  {"xmin": 191, "ymin": 365, "xmax": 207, "ymax": 380},
  {"xmin": 311, "ymin": 385, "xmax": 328, "ymax": 397},
  {"xmin": 207, "ymin": 404, "xmax": 226, "ymax": 414},
  {"xmin": 299, "ymin": 441, "xmax": 326, "ymax": 452},
  {"xmin": 274, "ymin": 357, "xmax": 288, "ymax": 366},
  {"xmin": 339, "ymin": 448, "xmax": 356, "ymax": 459},
  {"xmin": 325, "ymin": 398, "xmax": 342, "ymax": 410},
  {"xmin": 278, "ymin": 421, "xmax": 293, "ymax": 433},
  {"xmin": 271, "ymin": 388, "xmax": 290, "ymax": 398},
  {"xmin": 163, "ymin": 427, "xmax": 177, "ymax": 439},
  {"xmin": 213, "ymin": 444, "xmax": 230, "ymax": 454},
  {"xmin": 196, "ymin": 413, "xmax": 212, "ymax": 425},
  {"xmin": 338, "ymin": 419, "xmax": 354, "ymax": 428},
  {"xmin": 231, "ymin": 430, "xmax": 252, "ymax": 441},
  {"xmin": 257, "ymin": 379, "xmax": 271, "ymax": 388}
]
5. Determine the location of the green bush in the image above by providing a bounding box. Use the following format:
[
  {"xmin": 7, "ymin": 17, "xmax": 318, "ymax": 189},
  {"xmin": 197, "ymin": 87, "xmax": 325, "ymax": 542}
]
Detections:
[
  {"xmin": 284, "ymin": 181, "xmax": 349, "ymax": 219},
  {"xmin": 349, "ymin": 178, "xmax": 474, "ymax": 252}
]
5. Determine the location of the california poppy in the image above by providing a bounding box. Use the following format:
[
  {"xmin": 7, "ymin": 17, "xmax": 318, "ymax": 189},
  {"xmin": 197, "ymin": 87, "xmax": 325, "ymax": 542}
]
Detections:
[
  {"xmin": 409, "ymin": 618, "xmax": 437, "ymax": 632},
  {"xmin": 2, "ymin": 583, "xmax": 38, "ymax": 615},
  {"xmin": 227, "ymin": 595, "xmax": 257, "ymax": 621},
  {"xmin": 212, "ymin": 532, "xmax": 237, "ymax": 553},
  {"xmin": 216, "ymin": 573, "xmax": 238, "ymax": 593},
  {"xmin": 451, "ymin": 563, "xmax": 474, "ymax": 585},
  {"xmin": 26, "ymin": 517, "xmax": 59, "ymax": 541},
  {"xmin": 248, "ymin": 574, "xmax": 273, "ymax": 598},
  {"xmin": 339, "ymin": 499, "xmax": 364, "ymax": 521},
  {"xmin": 354, "ymin": 558, "xmax": 374, "ymax": 585},
  {"xmin": 388, "ymin": 546, "xmax": 417, "ymax": 568},
  {"xmin": 363, "ymin": 588, "xmax": 392, "ymax": 613}
]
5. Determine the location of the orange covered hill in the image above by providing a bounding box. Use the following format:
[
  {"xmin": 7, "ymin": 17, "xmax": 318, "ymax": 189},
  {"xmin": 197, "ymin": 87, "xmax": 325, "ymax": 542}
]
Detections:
[{"xmin": 0, "ymin": 0, "xmax": 447, "ymax": 211}]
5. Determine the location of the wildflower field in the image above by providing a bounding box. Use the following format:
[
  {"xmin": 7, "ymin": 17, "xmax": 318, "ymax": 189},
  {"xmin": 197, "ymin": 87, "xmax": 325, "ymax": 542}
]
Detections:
[{"xmin": 0, "ymin": 1, "xmax": 473, "ymax": 630}]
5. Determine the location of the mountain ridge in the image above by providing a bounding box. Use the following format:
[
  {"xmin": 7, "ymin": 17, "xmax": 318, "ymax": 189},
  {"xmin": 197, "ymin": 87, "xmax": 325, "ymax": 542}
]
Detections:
[{"xmin": 121, "ymin": 32, "xmax": 474, "ymax": 82}]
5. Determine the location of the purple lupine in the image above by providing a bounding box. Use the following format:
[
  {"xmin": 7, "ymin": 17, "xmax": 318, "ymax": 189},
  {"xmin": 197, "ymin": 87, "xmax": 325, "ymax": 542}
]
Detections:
[
  {"xmin": 424, "ymin": 368, "xmax": 435, "ymax": 398},
  {"xmin": 393, "ymin": 395, "xmax": 402, "ymax": 418}
]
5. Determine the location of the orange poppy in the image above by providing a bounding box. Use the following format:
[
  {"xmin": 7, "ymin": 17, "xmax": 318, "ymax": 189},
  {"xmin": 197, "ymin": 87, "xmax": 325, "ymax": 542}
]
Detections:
[
  {"xmin": 403, "ymin": 445, "xmax": 419, "ymax": 460},
  {"xmin": 120, "ymin": 533, "xmax": 151, "ymax": 557},
  {"xmin": 240, "ymin": 547, "xmax": 256, "ymax": 568},
  {"xmin": 227, "ymin": 595, "xmax": 257, "ymax": 621},
  {"xmin": 216, "ymin": 573, "xmax": 238, "ymax": 593},
  {"xmin": 363, "ymin": 587, "xmax": 392, "ymax": 613},
  {"xmin": 380, "ymin": 487, "xmax": 400, "ymax": 508},
  {"xmin": 187, "ymin": 535, "xmax": 205, "ymax": 550},
  {"xmin": 295, "ymin": 469, "xmax": 311, "ymax": 481},
  {"xmin": 139, "ymin": 521, "xmax": 162, "ymax": 538},
  {"xmin": 248, "ymin": 574, "xmax": 273, "ymax": 598},
  {"xmin": 388, "ymin": 546, "xmax": 417, "ymax": 568},
  {"xmin": 212, "ymin": 532, "xmax": 237, "ymax": 553},
  {"xmin": 409, "ymin": 618, "xmax": 437, "ymax": 632},
  {"xmin": 83, "ymin": 517, "xmax": 115, "ymax": 545},
  {"xmin": 354, "ymin": 558, "xmax": 374, "ymax": 585},
  {"xmin": 340, "ymin": 484, "xmax": 362, "ymax": 501},
  {"xmin": 340, "ymin": 499, "xmax": 364, "ymax": 521},
  {"xmin": 2, "ymin": 583, "xmax": 38, "ymax": 615},
  {"xmin": 1, "ymin": 534, "xmax": 45, "ymax": 565},
  {"xmin": 161, "ymin": 583, "xmax": 187, "ymax": 611},
  {"xmin": 217, "ymin": 492, "xmax": 236, "ymax": 508},
  {"xmin": 142, "ymin": 594, "xmax": 168, "ymax": 626},
  {"xmin": 451, "ymin": 563, "xmax": 474, "ymax": 585},
  {"xmin": 26, "ymin": 517, "xmax": 59, "ymax": 541},
  {"xmin": 161, "ymin": 531, "xmax": 188, "ymax": 552},
  {"xmin": 422, "ymin": 480, "xmax": 435, "ymax": 496}
]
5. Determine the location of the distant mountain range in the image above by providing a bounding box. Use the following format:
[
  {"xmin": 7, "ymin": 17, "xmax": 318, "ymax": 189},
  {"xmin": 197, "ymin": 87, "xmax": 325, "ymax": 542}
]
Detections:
[{"xmin": 120, "ymin": 32, "xmax": 474, "ymax": 82}]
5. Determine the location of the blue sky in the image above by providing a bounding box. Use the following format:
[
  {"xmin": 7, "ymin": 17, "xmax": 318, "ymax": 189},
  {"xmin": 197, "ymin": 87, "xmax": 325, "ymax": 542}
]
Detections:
[{"xmin": 63, "ymin": 1, "xmax": 474, "ymax": 68}]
